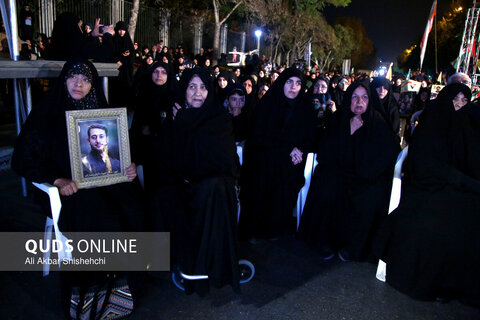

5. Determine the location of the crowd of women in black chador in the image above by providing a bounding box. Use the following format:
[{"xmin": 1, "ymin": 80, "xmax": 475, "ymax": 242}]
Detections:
[{"xmin": 10, "ymin": 15, "xmax": 480, "ymax": 315}]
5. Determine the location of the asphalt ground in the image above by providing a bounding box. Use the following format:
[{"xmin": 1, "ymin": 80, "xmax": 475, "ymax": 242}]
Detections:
[{"xmin": 1, "ymin": 165, "xmax": 479, "ymax": 320}]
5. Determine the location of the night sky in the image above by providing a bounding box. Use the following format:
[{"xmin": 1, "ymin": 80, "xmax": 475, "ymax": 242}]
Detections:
[{"xmin": 325, "ymin": 0, "xmax": 455, "ymax": 63}]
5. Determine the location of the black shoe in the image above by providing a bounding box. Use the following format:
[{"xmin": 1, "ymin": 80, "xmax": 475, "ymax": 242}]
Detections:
[
  {"xmin": 338, "ymin": 250, "xmax": 352, "ymax": 262},
  {"xmin": 318, "ymin": 245, "xmax": 335, "ymax": 261}
]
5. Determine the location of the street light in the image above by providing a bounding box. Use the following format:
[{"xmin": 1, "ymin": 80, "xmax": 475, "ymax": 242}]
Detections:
[{"xmin": 255, "ymin": 29, "xmax": 262, "ymax": 53}]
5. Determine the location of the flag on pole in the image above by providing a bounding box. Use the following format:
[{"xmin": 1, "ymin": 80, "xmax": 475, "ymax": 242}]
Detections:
[
  {"xmin": 471, "ymin": 38, "xmax": 476, "ymax": 58},
  {"xmin": 406, "ymin": 69, "xmax": 411, "ymax": 81},
  {"xmin": 420, "ymin": 0, "xmax": 437, "ymax": 71},
  {"xmin": 437, "ymin": 71, "xmax": 442, "ymax": 84},
  {"xmin": 386, "ymin": 62, "xmax": 393, "ymax": 81}
]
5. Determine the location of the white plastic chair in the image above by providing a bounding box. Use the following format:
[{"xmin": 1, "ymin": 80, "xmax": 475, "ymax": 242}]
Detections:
[
  {"xmin": 375, "ymin": 146, "xmax": 409, "ymax": 282},
  {"xmin": 236, "ymin": 143, "xmax": 244, "ymax": 222},
  {"xmin": 236, "ymin": 143, "xmax": 244, "ymax": 166},
  {"xmin": 32, "ymin": 182, "xmax": 72, "ymax": 275},
  {"xmin": 295, "ymin": 153, "xmax": 318, "ymax": 230}
]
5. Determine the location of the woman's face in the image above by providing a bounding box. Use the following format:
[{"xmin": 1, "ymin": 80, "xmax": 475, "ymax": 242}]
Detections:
[
  {"xmin": 259, "ymin": 70, "xmax": 265, "ymax": 78},
  {"xmin": 376, "ymin": 86, "xmax": 388, "ymax": 100},
  {"xmin": 186, "ymin": 75, "xmax": 208, "ymax": 108},
  {"xmin": 313, "ymin": 80, "xmax": 328, "ymax": 94},
  {"xmin": 258, "ymin": 88, "xmax": 268, "ymax": 99},
  {"xmin": 152, "ymin": 66, "xmax": 168, "ymax": 86},
  {"xmin": 66, "ymin": 73, "xmax": 92, "ymax": 100},
  {"xmin": 235, "ymin": 68, "xmax": 241, "ymax": 77},
  {"xmin": 218, "ymin": 77, "xmax": 228, "ymax": 89},
  {"xmin": 146, "ymin": 56, "xmax": 153, "ymax": 65},
  {"xmin": 283, "ymin": 76, "xmax": 302, "ymax": 99},
  {"xmin": 243, "ymin": 79, "xmax": 253, "ymax": 94},
  {"xmin": 453, "ymin": 92, "xmax": 468, "ymax": 111},
  {"xmin": 117, "ymin": 29, "xmax": 126, "ymax": 37},
  {"xmin": 420, "ymin": 92, "xmax": 428, "ymax": 102},
  {"xmin": 350, "ymin": 86, "xmax": 369, "ymax": 116},
  {"xmin": 338, "ymin": 79, "xmax": 349, "ymax": 91}
]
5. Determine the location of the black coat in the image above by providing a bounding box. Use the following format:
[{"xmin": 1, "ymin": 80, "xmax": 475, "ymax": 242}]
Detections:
[
  {"xmin": 239, "ymin": 68, "xmax": 317, "ymax": 239},
  {"xmin": 370, "ymin": 77, "xmax": 401, "ymax": 135},
  {"xmin": 374, "ymin": 83, "xmax": 480, "ymax": 301},
  {"xmin": 150, "ymin": 67, "xmax": 240, "ymax": 296},
  {"xmin": 11, "ymin": 59, "xmax": 144, "ymax": 234},
  {"xmin": 298, "ymin": 82, "xmax": 399, "ymax": 261},
  {"xmin": 50, "ymin": 13, "xmax": 113, "ymax": 62}
]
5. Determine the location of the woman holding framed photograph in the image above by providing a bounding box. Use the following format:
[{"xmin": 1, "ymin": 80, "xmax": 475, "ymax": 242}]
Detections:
[{"xmin": 12, "ymin": 59, "xmax": 144, "ymax": 319}]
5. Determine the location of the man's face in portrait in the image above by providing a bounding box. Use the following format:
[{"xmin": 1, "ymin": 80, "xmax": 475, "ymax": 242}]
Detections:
[{"xmin": 88, "ymin": 128, "xmax": 108, "ymax": 152}]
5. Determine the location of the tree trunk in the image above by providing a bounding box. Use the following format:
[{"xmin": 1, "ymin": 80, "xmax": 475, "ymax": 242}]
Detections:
[
  {"xmin": 286, "ymin": 49, "xmax": 292, "ymax": 67},
  {"xmin": 212, "ymin": 0, "xmax": 243, "ymax": 62},
  {"xmin": 213, "ymin": 22, "xmax": 221, "ymax": 61},
  {"xmin": 273, "ymin": 34, "xmax": 282, "ymax": 65},
  {"xmin": 128, "ymin": 0, "xmax": 140, "ymax": 42}
]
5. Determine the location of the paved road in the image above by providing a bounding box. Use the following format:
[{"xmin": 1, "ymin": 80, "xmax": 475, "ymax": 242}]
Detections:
[{"xmin": 1, "ymin": 169, "xmax": 479, "ymax": 320}]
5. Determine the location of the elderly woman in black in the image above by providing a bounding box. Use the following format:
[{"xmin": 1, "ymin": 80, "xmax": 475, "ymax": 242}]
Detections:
[
  {"xmin": 11, "ymin": 59, "xmax": 143, "ymax": 318},
  {"xmin": 239, "ymin": 68, "xmax": 317, "ymax": 241},
  {"xmin": 298, "ymin": 82, "xmax": 399, "ymax": 262},
  {"xmin": 150, "ymin": 67, "xmax": 240, "ymax": 296},
  {"xmin": 374, "ymin": 83, "xmax": 480, "ymax": 302}
]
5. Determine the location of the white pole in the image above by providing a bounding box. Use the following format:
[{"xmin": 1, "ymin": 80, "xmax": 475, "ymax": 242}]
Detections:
[
  {"xmin": 2, "ymin": 0, "xmax": 27, "ymax": 197},
  {"xmin": 103, "ymin": 77, "xmax": 109, "ymax": 103}
]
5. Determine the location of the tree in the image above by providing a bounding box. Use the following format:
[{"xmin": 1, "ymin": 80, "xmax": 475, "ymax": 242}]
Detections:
[
  {"xmin": 128, "ymin": 0, "xmax": 140, "ymax": 42},
  {"xmin": 244, "ymin": 0, "xmax": 351, "ymax": 66},
  {"xmin": 212, "ymin": 0, "xmax": 244, "ymax": 60},
  {"xmin": 334, "ymin": 17, "xmax": 375, "ymax": 69}
]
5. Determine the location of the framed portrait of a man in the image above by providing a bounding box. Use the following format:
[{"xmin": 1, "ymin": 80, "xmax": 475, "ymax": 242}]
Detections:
[{"xmin": 66, "ymin": 108, "xmax": 131, "ymax": 189}]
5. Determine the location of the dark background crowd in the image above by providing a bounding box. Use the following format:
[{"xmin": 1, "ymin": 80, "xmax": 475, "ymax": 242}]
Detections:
[{"xmin": 1, "ymin": 9, "xmax": 479, "ymax": 320}]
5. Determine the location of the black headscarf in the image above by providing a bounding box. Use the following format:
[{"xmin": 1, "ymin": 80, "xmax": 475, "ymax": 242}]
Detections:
[
  {"xmin": 370, "ymin": 77, "xmax": 400, "ymax": 134},
  {"xmin": 40, "ymin": 59, "xmax": 107, "ymax": 121},
  {"xmin": 154, "ymin": 67, "xmax": 238, "ymax": 184},
  {"xmin": 406, "ymin": 83, "xmax": 480, "ymax": 192},
  {"xmin": 50, "ymin": 13, "xmax": 112, "ymax": 62},
  {"xmin": 309, "ymin": 76, "xmax": 331, "ymax": 106},
  {"xmin": 113, "ymin": 21, "xmax": 135, "ymax": 85},
  {"xmin": 319, "ymin": 81, "xmax": 400, "ymax": 179},
  {"xmin": 247, "ymin": 67, "xmax": 316, "ymax": 151},
  {"xmin": 133, "ymin": 61, "xmax": 177, "ymax": 131},
  {"xmin": 240, "ymin": 74, "xmax": 258, "ymax": 109},
  {"xmin": 215, "ymin": 71, "xmax": 233, "ymax": 102},
  {"xmin": 412, "ymin": 87, "xmax": 430, "ymax": 113},
  {"xmin": 331, "ymin": 76, "xmax": 348, "ymax": 111},
  {"xmin": 12, "ymin": 59, "xmax": 108, "ymax": 183}
]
